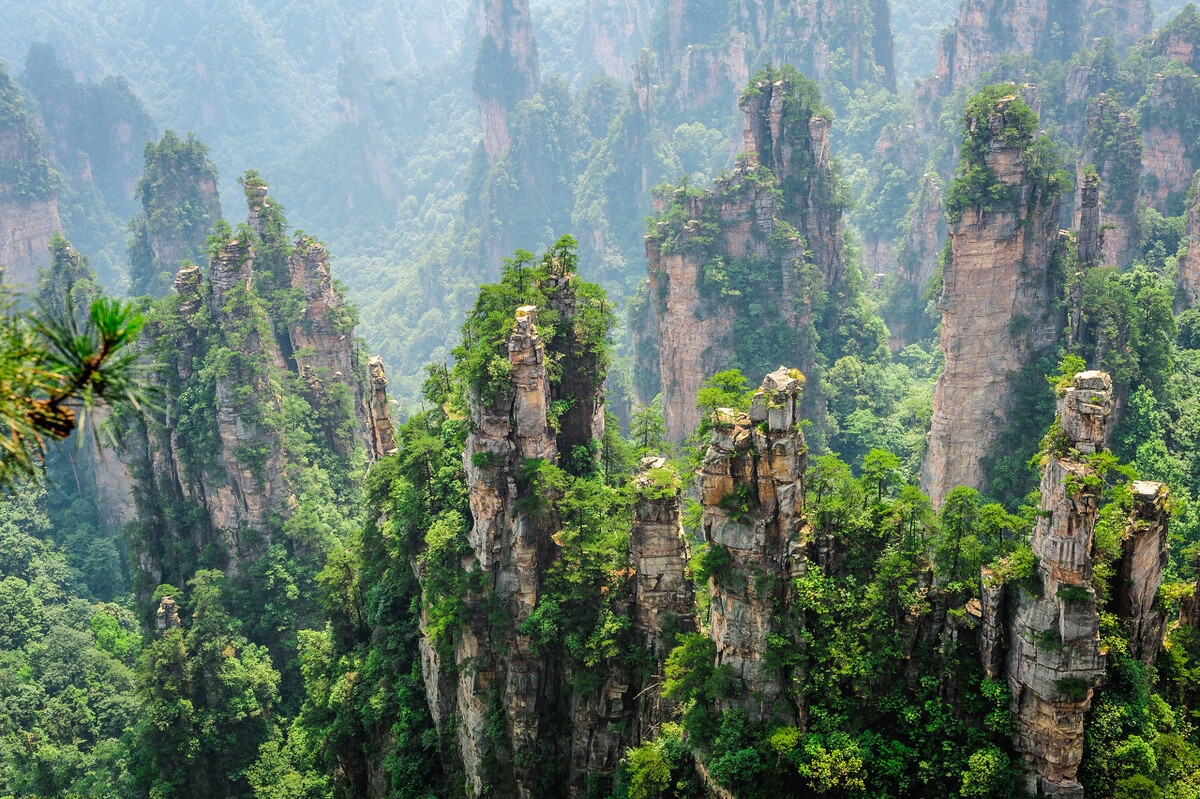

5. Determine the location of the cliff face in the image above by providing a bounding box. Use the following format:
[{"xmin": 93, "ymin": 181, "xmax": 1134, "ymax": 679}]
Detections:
[
  {"xmin": 474, "ymin": 0, "xmax": 539, "ymax": 163},
  {"xmin": 0, "ymin": 63, "xmax": 61, "ymax": 287},
  {"xmin": 696, "ymin": 368, "xmax": 807, "ymax": 723},
  {"xmin": 978, "ymin": 373, "xmax": 1171, "ymax": 797},
  {"xmin": 585, "ymin": 0, "xmax": 651, "ymax": 81},
  {"xmin": 1006, "ymin": 372, "xmax": 1112, "ymax": 798},
  {"xmin": 934, "ymin": 0, "xmax": 1150, "ymax": 95},
  {"xmin": 921, "ymin": 96, "xmax": 1065, "ymax": 507},
  {"xmin": 1139, "ymin": 71, "xmax": 1200, "ymax": 215},
  {"xmin": 426, "ymin": 286, "xmax": 688, "ymax": 797},
  {"xmin": 126, "ymin": 187, "xmax": 393, "ymax": 588},
  {"xmin": 644, "ymin": 74, "xmax": 845, "ymax": 442}
]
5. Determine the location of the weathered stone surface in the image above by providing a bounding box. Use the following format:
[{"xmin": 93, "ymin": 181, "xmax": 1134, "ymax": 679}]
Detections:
[
  {"xmin": 699, "ymin": 368, "xmax": 807, "ymax": 723},
  {"xmin": 1141, "ymin": 72, "xmax": 1200, "ymax": 214},
  {"xmin": 0, "ymin": 197, "xmax": 61, "ymax": 286},
  {"xmin": 921, "ymin": 97, "xmax": 1065, "ymax": 508},
  {"xmin": 366, "ymin": 356, "xmax": 397, "ymax": 458},
  {"xmin": 1004, "ymin": 372, "xmax": 1114, "ymax": 798},
  {"xmin": 646, "ymin": 77, "xmax": 842, "ymax": 441},
  {"xmin": 1117, "ymin": 481, "xmax": 1170, "ymax": 665}
]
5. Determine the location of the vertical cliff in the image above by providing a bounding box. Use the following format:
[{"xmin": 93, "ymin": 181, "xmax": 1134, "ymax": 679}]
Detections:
[
  {"xmin": 125, "ymin": 181, "xmax": 390, "ymax": 592},
  {"xmin": 933, "ymin": 0, "xmax": 1150, "ymax": 96},
  {"xmin": 1177, "ymin": 176, "xmax": 1200, "ymax": 306},
  {"xmin": 1139, "ymin": 70, "xmax": 1200, "ymax": 216},
  {"xmin": 474, "ymin": 0, "xmax": 539, "ymax": 163},
  {"xmin": 1081, "ymin": 94, "xmax": 1141, "ymax": 269},
  {"xmin": 696, "ymin": 367, "xmax": 807, "ymax": 723},
  {"xmin": 585, "ymin": 0, "xmax": 651, "ymax": 81},
  {"xmin": 0, "ymin": 61, "xmax": 61, "ymax": 287},
  {"xmin": 1116, "ymin": 481, "xmax": 1170, "ymax": 666},
  {"xmin": 127, "ymin": 131, "xmax": 223, "ymax": 298},
  {"xmin": 1005, "ymin": 372, "xmax": 1112, "ymax": 798},
  {"xmin": 977, "ymin": 373, "xmax": 1173, "ymax": 797},
  {"xmin": 922, "ymin": 88, "xmax": 1067, "ymax": 507},
  {"xmin": 644, "ymin": 70, "xmax": 846, "ymax": 441}
]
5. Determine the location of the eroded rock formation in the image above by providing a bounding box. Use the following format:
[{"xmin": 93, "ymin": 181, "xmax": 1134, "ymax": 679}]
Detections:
[
  {"xmin": 644, "ymin": 74, "xmax": 845, "ymax": 441},
  {"xmin": 1006, "ymin": 372, "xmax": 1112, "ymax": 798},
  {"xmin": 427, "ymin": 291, "xmax": 686, "ymax": 791},
  {"xmin": 921, "ymin": 95, "xmax": 1065, "ymax": 507},
  {"xmin": 933, "ymin": 0, "xmax": 1150, "ymax": 95},
  {"xmin": 696, "ymin": 367, "xmax": 808, "ymax": 722},
  {"xmin": 475, "ymin": 0, "xmax": 539, "ymax": 163},
  {"xmin": 978, "ymin": 373, "xmax": 1172, "ymax": 796},
  {"xmin": 126, "ymin": 186, "xmax": 392, "ymax": 586}
]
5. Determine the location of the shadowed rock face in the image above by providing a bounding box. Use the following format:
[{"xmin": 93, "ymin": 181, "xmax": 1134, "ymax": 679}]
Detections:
[{"xmin": 921, "ymin": 99, "xmax": 1065, "ymax": 508}]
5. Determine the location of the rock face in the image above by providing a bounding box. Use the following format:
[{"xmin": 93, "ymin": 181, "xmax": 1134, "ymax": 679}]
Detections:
[
  {"xmin": 1117, "ymin": 481, "xmax": 1170, "ymax": 666},
  {"xmin": 0, "ymin": 63, "xmax": 61, "ymax": 287},
  {"xmin": 1005, "ymin": 372, "xmax": 1113, "ymax": 798},
  {"xmin": 696, "ymin": 368, "xmax": 808, "ymax": 722},
  {"xmin": 644, "ymin": 75, "xmax": 845, "ymax": 441},
  {"xmin": 585, "ymin": 0, "xmax": 651, "ymax": 81},
  {"xmin": 126, "ymin": 187, "xmax": 392, "ymax": 587},
  {"xmin": 1178, "ymin": 178, "xmax": 1200, "ymax": 307},
  {"xmin": 978, "ymin": 373, "xmax": 1172, "ymax": 796},
  {"xmin": 1139, "ymin": 72, "xmax": 1200, "ymax": 215},
  {"xmin": 474, "ymin": 0, "xmax": 539, "ymax": 163},
  {"xmin": 921, "ymin": 97, "xmax": 1065, "ymax": 508},
  {"xmin": 0, "ymin": 197, "xmax": 61, "ymax": 286},
  {"xmin": 424, "ymin": 276, "xmax": 706, "ymax": 796},
  {"xmin": 934, "ymin": 0, "xmax": 1149, "ymax": 95},
  {"xmin": 656, "ymin": 0, "xmax": 895, "ymax": 114}
]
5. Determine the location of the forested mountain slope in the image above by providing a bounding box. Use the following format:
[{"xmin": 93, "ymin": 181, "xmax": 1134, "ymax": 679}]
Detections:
[{"xmin": 4, "ymin": 0, "xmax": 1200, "ymax": 798}]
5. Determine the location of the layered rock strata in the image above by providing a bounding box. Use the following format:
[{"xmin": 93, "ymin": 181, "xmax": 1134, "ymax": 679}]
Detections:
[
  {"xmin": 1117, "ymin": 481, "xmax": 1169, "ymax": 666},
  {"xmin": 1006, "ymin": 372, "xmax": 1112, "ymax": 798},
  {"xmin": 696, "ymin": 367, "xmax": 807, "ymax": 722},
  {"xmin": 645, "ymin": 76, "xmax": 845, "ymax": 441},
  {"xmin": 921, "ymin": 98, "xmax": 1065, "ymax": 507}
]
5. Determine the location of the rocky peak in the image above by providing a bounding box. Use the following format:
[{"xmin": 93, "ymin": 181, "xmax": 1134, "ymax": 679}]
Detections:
[
  {"xmin": 698, "ymin": 367, "xmax": 807, "ymax": 723},
  {"xmin": 643, "ymin": 73, "xmax": 844, "ymax": 441},
  {"xmin": 921, "ymin": 91, "xmax": 1066, "ymax": 507},
  {"xmin": 1004, "ymin": 371, "xmax": 1113, "ymax": 798},
  {"xmin": 1118, "ymin": 481, "xmax": 1170, "ymax": 665}
]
